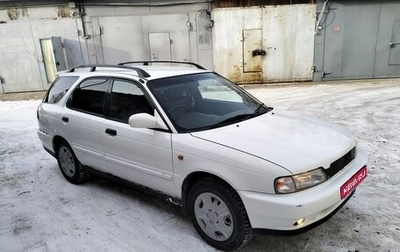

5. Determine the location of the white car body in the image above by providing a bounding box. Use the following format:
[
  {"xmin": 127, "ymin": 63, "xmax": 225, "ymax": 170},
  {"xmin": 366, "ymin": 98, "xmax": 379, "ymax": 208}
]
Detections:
[{"xmin": 37, "ymin": 62, "xmax": 367, "ymax": 250}]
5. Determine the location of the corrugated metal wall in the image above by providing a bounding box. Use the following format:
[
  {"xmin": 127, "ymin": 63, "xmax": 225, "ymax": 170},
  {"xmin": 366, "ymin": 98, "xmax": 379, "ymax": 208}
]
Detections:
[{"xmin": 213, "ymin": 0, "xmax": 315, "ymax": 8}]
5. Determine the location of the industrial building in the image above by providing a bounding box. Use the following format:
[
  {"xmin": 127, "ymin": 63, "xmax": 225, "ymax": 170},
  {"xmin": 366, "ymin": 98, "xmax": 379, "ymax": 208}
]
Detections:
[{"xmin": 0, "ymin": 0, "xmax": 399, "ymax": 92}]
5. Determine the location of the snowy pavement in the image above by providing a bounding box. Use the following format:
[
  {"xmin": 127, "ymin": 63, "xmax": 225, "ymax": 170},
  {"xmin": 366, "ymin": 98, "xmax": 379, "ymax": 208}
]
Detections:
[{"xmin": 1, "ymin": 80, "xmax": 399, "ymax": 251}]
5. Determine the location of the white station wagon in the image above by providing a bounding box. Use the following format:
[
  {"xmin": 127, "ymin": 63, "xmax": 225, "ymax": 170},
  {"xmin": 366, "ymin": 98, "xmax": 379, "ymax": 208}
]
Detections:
[{"xmin": 37, "ymin": 61, "xmax": 367, "ymax": 251}]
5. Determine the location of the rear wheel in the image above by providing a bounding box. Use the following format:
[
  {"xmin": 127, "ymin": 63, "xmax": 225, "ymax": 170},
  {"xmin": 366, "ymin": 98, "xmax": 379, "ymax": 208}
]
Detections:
[
  {"xmin": 187, "ymin": 178, "xmax": 252, "ymax": 251},
  {"xmin": 56, "ymin": 141, "xmax": 88, "ymax": 184}
]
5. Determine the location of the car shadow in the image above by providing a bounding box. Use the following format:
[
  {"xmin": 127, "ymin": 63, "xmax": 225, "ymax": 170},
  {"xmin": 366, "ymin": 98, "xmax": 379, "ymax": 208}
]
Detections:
[
  {"xmin": 84, "ymin": 174, "xmax": 185, "ymax": 219},
  {"xmin": 71, "ymin": 172, "xmax": 369, "ymax": 252}
]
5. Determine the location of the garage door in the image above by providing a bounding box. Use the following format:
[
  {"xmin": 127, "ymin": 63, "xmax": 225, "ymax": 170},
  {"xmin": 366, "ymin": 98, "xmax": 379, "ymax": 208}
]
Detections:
[{"xmin": 314, "ymin": 1, "xmax": 400, "ymax": 80}]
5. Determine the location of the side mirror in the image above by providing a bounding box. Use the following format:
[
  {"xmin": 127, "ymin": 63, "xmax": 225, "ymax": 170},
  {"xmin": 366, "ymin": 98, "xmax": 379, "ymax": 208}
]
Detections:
[{"xmin": 128, "ymin": 113, "xmax": 167, "ymax": 130}]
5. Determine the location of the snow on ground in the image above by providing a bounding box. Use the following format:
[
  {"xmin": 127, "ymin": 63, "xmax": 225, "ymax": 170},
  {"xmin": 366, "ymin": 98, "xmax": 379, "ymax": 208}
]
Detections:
[{"xmin": 1, "ymin": 80, "xmax": 399, "ymax": 252}]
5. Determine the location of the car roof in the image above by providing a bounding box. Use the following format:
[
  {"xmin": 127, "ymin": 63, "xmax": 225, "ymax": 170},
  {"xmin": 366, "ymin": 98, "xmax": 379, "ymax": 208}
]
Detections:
[
  {"xmin": 59, "ymin": 61, "xmax": 211, "ymax": 81},
  {"xmin": 141, "ymin": 66, "xmax": 210, "ymax": 80}
]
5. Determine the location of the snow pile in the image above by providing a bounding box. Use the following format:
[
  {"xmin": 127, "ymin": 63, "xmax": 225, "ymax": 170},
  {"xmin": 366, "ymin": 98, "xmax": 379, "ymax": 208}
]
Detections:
[{"xmin": 1, "ymin": 81, "xmax": 399, "ymax": 251}]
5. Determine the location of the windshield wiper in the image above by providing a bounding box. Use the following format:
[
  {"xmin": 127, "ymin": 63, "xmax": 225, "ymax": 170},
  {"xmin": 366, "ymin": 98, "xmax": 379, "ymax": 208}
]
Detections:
[
  {"xmin": 208, "ymin": 104, "xmax": 273, "ymax": 130},
  {"xmin": 253, "ymin": 103, "xmax": 273, "ymax": 116},
  {"xmin": 210, "ymin": 114, "xmax": 252, "ymax": 129}
]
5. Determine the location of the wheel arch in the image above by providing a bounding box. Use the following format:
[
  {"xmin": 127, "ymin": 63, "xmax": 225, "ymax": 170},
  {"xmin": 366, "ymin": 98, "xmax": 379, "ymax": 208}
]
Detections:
[
  {"xmin": 52, "ymin": 135, "xmax": 69, "ymax": 156},
  {"xmin": 183, "ymin": 171, "xmax": 253, "ymax": 250},
  {"xmin": 181, "ymin": 171, "xmax": 244, "ymax": 215}
]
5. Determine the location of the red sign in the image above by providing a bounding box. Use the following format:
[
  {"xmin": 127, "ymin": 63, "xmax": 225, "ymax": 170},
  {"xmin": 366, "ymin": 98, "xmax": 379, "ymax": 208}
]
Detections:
[{"xmin": 340, "ymin": 166, "xmax": 367, "ymax": 199}]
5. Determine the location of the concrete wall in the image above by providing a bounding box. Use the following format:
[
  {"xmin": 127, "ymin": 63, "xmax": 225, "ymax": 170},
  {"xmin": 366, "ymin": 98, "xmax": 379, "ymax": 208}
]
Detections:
[{"xmin": 213, "ymin": 4, "xmax": 315, "ymax": 83}]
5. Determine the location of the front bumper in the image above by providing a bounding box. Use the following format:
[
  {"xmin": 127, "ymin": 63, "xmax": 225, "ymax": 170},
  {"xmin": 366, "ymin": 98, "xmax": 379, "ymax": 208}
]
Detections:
[{"xmin": 238, "ymin": 149, "xmax": 367, "ymax": 231}]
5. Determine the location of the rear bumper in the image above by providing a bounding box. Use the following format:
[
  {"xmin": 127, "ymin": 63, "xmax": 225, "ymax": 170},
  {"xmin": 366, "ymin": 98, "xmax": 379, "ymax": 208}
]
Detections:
[
  {"xmin": 37, "ymin": 129, "xmax": 54, "ymax": 155},
  {"xmin": 238, "ymin": 149, "xmax": 367, "ymax": 231}
]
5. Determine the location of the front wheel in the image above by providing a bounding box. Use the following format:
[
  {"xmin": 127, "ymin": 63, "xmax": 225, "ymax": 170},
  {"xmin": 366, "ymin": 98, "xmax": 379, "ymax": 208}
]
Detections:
[
  {"xmin": 56, "ymin": 141, "xmax": 88, "ymax": 184},
  {"xmin": 187, "ymin": 178, "xmax": 252, "ymax": 251}
]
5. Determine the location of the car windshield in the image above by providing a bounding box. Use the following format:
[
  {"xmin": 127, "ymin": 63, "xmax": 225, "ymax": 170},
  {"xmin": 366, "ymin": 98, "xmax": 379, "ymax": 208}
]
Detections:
[{"xmin": 147, "ymin": 72, "xmax": 272, "ymax": 132}]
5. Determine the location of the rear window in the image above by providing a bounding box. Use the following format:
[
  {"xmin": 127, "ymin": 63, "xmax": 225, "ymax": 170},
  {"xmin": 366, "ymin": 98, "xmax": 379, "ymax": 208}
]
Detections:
[{"xmin": 44, "ymin": 76, "xmax": 79, "ymax": 104}]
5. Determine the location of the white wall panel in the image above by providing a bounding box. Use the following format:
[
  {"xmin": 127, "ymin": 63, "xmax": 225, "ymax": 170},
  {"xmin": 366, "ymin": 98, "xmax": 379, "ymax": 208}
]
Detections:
[
  {"xmin": 212, "ymin": 7, "xmax": 262, "ymax": 83},
  {"xmin": 0, "ymin": 6, "xmax": 83, "ymax": 92},
  {"xmin": 98, "ymin": 15, "xmax": 145, "ymax": 63},
  {"xmin": 0, "ymin": 3, "xmax": 211, "ymax": 92},
  {"xmin": 262, "ymin": 4, "xmax": 315, "ymax": 81},
  {"xmin": 0, "ymin": 23, "xmax": 42, "ymax": 92},
  {"xmin": 213, "ymin": 5, "xmax": 315, "ymax": 84}
]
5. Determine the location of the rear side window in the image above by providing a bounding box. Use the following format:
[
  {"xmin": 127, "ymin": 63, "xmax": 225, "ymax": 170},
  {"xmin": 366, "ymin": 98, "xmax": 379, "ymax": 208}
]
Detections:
[
  {"xmin": 45, "ymin": 76, "xmax": 79, "ymax": 104},
  {"xmin": 67, "ymin": 78, "xmax": 109, "ymax": 116}
]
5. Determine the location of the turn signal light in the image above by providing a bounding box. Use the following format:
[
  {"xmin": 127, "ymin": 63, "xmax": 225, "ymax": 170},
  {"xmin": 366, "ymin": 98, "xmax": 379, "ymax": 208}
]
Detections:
[{"xmin": 294, "ymin": 218, "xmax": 305, "ymax": 226}]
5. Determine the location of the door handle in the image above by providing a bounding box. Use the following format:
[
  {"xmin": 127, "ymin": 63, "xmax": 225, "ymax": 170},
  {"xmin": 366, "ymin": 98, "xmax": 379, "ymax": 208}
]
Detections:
[
  {"xmin": 105, "ymin": 128, "xmax": 117, "ymax": 136},
  {"xmin": 62, "ymin": 116, "xmax": 69, "ymax": 123},
  {"xmin": 252, "ymin": 49, "xmax": 266, "ymax": 56}
]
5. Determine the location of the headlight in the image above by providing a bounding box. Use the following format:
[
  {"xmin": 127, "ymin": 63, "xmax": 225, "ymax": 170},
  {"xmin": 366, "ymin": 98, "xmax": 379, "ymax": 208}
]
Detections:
[{"xmin": 274, "ymin": 168, "xmax": 327, "ymax": 194}]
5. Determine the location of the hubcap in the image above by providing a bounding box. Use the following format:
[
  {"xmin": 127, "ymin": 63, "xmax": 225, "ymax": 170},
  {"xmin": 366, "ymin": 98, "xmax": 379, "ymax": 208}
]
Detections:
[
  {"xmin": 194, "ymin": 192, "xmax": 233, "ymax": 241},
  {"xmin": 58, "ymin": 146, "xmax": 76, "ymax": 178}
]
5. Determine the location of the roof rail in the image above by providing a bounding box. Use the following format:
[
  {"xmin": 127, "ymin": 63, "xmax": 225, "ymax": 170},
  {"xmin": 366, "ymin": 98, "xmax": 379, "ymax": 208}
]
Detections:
[
  {"xmin": 68, "ymin": 64, "xmax": 151, "ymax": 78},
  {"xmin": 118, "ymin": 60, "xmax": 206, "ymax": 70}
]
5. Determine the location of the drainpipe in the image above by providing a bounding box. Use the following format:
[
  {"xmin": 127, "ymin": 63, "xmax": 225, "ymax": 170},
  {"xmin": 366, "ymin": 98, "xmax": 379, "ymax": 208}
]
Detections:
[{"xmin": 78, "ymin": 4, "xmax": 89, "ymax": 39}]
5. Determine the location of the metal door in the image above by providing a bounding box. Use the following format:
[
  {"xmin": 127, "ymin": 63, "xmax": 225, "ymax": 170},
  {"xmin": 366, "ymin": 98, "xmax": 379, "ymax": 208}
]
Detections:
[
  {"xmin": 389, "ymin": 20, "xmax": 400, "ymax": 65},
  {"xmin": 40, "ymin": 38, "xmax": 57, "ymax": 83},
  {"xmin": 149, "ymin": 32, "xmax": 172, "ymax": 60},
  {"xmin": 51, "ymin": 37, "xmax": 67, "ymax": 72},
  {"xmin": 242, "ymin": 29, "xmax": 264, "ymax": 73},
  {"xmin": 40, "ymin": 37, "xmax": 67, "ymax": 83},
  {"xmin": 318, "ymin": 2, "xmax": 380, "ymax": 80},
  {"xmin": 142, "ymin": 14, "xmax": 191, "ymax": 62},
  {"xmin": 373, "ymin": 2, "xmax": 400, "ymax": 77}
]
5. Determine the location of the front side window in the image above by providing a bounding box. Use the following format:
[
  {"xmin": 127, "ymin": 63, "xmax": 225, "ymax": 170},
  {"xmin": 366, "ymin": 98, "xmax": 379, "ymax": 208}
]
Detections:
[
  {"xmin": 109, "ymin": 79, "xmax": 153, "ymax": 123},
  {"xmin": 67, "ymin": 78, "xmax": 108, "ymax": 116},
  {"xmin": 44, "ymin": 76, "xmax": 79, "ymax": 104}
]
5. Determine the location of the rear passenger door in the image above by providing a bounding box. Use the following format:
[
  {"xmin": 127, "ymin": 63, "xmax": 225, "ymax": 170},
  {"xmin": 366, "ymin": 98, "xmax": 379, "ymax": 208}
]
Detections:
[
  {"xmin": 63, "ymin": 77, "xmax": 109, "ymax": 172},
  {"xmin": 102, "ymin": 79, "xmax": 175, "ymax": 196}
]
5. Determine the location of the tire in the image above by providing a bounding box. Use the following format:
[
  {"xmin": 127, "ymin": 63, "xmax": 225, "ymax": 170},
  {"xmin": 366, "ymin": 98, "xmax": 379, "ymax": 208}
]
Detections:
[
  {"xmin": 56, "ymin": 141, "xmax": 88, "ymax": 184},
  {"xmin": 187, "ymin": 178, "xmax": 252, "ymax": 251}
]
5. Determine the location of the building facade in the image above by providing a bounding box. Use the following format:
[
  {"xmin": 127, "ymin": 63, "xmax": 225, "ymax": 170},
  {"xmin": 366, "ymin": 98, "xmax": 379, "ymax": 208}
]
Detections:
[{"xmin": 0, "ymin": 0, "xmax": 399, "ymax": 93}]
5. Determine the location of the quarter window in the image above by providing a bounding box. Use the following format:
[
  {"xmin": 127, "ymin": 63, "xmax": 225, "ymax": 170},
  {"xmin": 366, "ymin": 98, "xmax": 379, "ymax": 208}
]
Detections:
[
  {"xmin": 109, "ymin": 79, "xmax": 153, "ymax": 123},
  {"xmin": 67, "ymin": 78, "xmax": 108, "ymax": 116},
  {"xmin": 45, "ymin": 76, "xmax": 79, "ymax": 104}
]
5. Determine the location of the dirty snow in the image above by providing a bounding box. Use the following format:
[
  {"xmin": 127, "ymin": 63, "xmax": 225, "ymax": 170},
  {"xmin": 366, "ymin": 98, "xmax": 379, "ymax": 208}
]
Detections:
[{"xmin": 1, "ymin": 80, "xmax": 399, "ymax": 251}]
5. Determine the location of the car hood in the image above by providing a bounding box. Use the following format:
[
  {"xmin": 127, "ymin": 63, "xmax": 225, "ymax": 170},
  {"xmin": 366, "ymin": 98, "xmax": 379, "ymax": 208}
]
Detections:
[{"xmin": 191, "ymin": 110, "xmax": 356, "ymax": 174}]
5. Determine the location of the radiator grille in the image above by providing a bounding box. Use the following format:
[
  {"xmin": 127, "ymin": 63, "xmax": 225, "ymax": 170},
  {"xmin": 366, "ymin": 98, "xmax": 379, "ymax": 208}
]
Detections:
[{"xmin": 325, "ymin": 147, "xmax": 356, "ymax": 178}]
